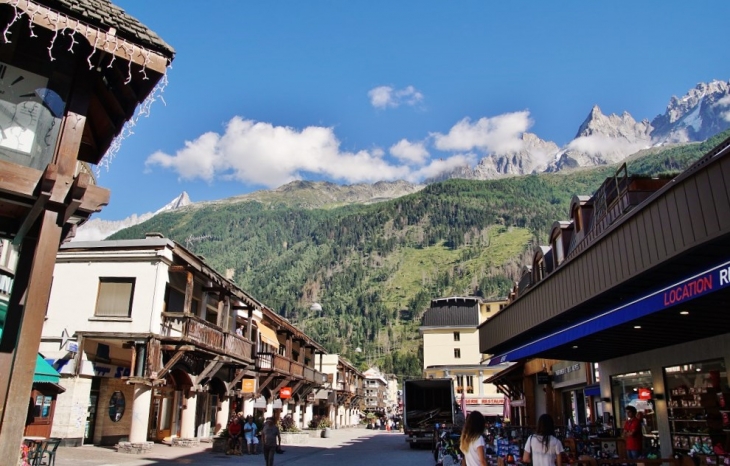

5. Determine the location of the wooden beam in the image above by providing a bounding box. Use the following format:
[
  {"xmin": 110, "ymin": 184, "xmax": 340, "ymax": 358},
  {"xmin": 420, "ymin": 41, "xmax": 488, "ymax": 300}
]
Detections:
[
  {"xmin": 226, "ymin": 369, "xmax": 247, "ymax": 395},
  {"xmin": 255, "ymin": 373, "xmax": 277, "ymax": 399},
  {"xmin": 183, "ymin": 270, "xmax": 194, "ymax": 314},
  {"xmin": 61, "ymin": 172, "xmax": 89, "ymax": 224},
  {"xmin": 169, "ymin": 265, "xmax": 187, "ymax": 273},
  {"xmin": 155, "ymin": 350, "xmax": 186, "ymax": 380},
  {"xmin": 12, "ymin": 164, "xmax": 56, "ymax": 246},
  {"xmin": 194, "ymin": 357, "xmax": 225, "ymax": 386}
]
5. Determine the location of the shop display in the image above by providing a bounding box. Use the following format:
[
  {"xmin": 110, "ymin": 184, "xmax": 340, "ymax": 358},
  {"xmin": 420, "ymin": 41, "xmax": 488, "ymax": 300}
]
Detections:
[{"xmin": 665, "ymin": 360, "xmax": 730, "ymax": 459}]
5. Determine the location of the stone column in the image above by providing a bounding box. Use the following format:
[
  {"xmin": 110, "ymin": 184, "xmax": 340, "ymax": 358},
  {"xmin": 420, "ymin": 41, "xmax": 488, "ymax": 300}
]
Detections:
[
  {"xmin": 265, "ymin": 401, "xmax": 273, "ymax": 419},
  {"xmin": 304, "ymin": 403, "xmax": 313, "ymax": 428},
  {"xmin": 294, "ymin": 404, "xmax": 302, "ymax": 428},
  {"xmin": 180, "ymin": 390, "xmax": 198, "ymax": 439},
  {"xmin": 242, "ymin": 397, "xmax": 255, "ymax": 417},
  {"xmin": 129, "ymin": 384, "xmax": 152, "ymax": 443},
  {"xmin": 281, "ymin": 402, "xmax": 289, "ymax": 417},
  {"xmin": 215, "ymin": 398, "xmax": 230, "ymax": 435}
]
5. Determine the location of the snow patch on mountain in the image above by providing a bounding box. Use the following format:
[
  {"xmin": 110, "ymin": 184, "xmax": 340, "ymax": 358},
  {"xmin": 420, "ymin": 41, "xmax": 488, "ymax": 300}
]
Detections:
[{"xmin": 74, "ymin": 192, "xmax": 192, "ymax": 241}]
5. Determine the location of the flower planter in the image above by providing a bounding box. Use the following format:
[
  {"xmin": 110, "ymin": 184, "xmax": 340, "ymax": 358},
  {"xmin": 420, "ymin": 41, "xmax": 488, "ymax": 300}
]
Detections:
[
  {"xmin": 280, "ymin": 431, "xmax": 309, "ymax": 445},
  {"xmin": 212, "ymin": 437, "xmax": 227, "ymax": 453},
  {"xmin": 306, "ymin": 429, "xmax": 323, "ymax": 438}
]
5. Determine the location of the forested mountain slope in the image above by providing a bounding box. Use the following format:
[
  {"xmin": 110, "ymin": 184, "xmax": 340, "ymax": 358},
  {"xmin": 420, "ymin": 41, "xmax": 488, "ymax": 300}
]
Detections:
[{"xmin": 110, "ymin": 130, "xmax": 729, "ymax": 376}]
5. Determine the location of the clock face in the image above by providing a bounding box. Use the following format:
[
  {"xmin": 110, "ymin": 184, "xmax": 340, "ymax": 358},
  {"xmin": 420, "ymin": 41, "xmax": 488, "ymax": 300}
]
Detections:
[{"xmin": 0, "ymin": 61, "xmax": 49, "ymax": 154}]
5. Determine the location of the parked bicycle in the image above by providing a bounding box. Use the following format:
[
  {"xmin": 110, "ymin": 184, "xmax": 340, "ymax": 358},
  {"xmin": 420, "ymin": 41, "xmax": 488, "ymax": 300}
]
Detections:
[{"xmin": 433, "ymin": 428, "xmax": 462, "ymax": 466}]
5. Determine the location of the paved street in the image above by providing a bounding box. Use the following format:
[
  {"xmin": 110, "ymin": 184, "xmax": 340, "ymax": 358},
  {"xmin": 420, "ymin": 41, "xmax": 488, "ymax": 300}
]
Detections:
[{"xmin": 53, "ymin": 428, "xmax": 434, "ymax": 466}]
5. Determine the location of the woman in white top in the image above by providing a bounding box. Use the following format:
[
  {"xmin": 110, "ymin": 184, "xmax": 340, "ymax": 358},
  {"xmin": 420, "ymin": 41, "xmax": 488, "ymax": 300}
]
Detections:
[
  {"xmin": 460, "ymin": 411, "xmax": 487, "ymax": 466},
  {"xmin": 522, "ymin": 414, "xmax": 564, "ymax": 466}
]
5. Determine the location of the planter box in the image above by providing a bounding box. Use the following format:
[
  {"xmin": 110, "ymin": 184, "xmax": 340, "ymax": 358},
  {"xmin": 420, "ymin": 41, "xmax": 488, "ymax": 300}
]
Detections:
[
  {"xmin": 306, "ymin": 429, "xmax": 323, "ymax": 438},
  {"xmin": 280, "ymin": 432, "xmax": 309, "ymax": 445},
  {"xmin": 212, "ymin": 437, "xmax": 227, "ymax": 453}
]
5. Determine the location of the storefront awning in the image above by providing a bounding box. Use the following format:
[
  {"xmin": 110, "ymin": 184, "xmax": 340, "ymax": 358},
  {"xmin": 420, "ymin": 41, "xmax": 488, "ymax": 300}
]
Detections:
[
  {"xmin": 34, "ymin": 354, "xmax": 62, "ymax": 384},
  {"xmin": 487, "ymin": 259, "xmax": 730, "ymax": 366},
  {"xmin": 258, "ymin": 323, "xmax": 279, "ymax": 347}
]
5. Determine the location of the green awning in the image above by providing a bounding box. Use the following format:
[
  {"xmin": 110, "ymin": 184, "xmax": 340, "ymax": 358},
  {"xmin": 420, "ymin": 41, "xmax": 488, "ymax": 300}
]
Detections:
[{"xmin": 34, "ymin": 354, "xmax": 61, "ymax": 383}]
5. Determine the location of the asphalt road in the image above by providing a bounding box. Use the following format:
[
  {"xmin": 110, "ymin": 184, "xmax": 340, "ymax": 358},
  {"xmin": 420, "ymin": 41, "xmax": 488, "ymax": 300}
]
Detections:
[{"xmin": 51, "ymin": 429, "xmax": 436, "ymax": 466}]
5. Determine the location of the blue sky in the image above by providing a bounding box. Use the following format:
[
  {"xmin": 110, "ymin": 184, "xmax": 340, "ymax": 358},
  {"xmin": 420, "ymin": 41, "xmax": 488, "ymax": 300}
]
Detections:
[{"xmin": 99, "ymin": 0, "xmax": 730, "ymax": 219}]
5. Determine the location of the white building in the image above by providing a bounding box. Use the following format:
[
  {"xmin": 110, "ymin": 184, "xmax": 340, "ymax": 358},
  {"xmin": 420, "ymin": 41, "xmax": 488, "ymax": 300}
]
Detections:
[
  {"xmin": 420, "ymin": 296, "xmax": 510, "ymax": 418},
  {"xmin": 40, "ymin": 236, "xmax": 327, "ymax": 447}
]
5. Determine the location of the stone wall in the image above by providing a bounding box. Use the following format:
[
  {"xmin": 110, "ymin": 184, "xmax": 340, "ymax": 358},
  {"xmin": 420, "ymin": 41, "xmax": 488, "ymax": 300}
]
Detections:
[{"xmin": 94, "ymin": 378, "xmax": 135, "ymax": 445}]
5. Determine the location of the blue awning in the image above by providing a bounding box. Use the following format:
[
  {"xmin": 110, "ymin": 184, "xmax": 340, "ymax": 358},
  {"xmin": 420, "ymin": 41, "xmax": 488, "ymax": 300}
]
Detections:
[
  {"xmin": 488, "ymin": 259, "xmax": 730, "ymax": 366},
  {"xmin": 584, "ymin": 384, "xmax": 601, "ymax": 397}
]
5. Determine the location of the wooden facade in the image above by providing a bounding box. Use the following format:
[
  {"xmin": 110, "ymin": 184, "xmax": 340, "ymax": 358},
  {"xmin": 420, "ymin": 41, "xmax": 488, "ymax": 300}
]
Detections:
[{"xmin": 480, "ymin": 136, "xmax": 730, "ymax": 360}]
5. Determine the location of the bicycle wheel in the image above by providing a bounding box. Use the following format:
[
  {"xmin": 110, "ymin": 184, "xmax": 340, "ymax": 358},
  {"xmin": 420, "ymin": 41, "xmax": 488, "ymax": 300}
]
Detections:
[
  {"xmin": 435, "ymin": 446, "xmax": 445, "ymax": 466},
  {"xmin": 441, "ymin": 452, "xmax": 460, "ymax": 466}
]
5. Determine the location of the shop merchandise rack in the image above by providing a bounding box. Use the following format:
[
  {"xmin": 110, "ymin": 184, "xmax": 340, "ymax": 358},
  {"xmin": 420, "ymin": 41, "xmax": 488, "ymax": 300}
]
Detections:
[{"xmin": 667, "ymin": 385, "xmax": 730, "ymax": 457}]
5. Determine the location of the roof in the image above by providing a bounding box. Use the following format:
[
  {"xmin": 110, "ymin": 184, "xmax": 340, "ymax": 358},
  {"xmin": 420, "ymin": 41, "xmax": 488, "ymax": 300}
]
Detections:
[
  {"xmin": 422, "ymin": 306, "xmax": 478, "ymax": 327},
  {"xmin": 38, "ymin": 0, "xmax": 175, "ymax": 58}
]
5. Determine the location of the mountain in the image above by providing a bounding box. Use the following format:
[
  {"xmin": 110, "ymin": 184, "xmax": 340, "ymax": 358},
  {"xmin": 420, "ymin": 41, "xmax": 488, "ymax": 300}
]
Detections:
[
  {"xmin": 108, "ymin": 130, "xmax": 729, "ymax": 375},
  {"xmin": 73, "ymin": 192, "xmax": 192, "ymax": 241},
  {"xmin": 435, "ymin": 80, "xmax": 730, "ymax": 180},
  {"xmin": 651, "ymin": 80, "xmax": 730, "ymax": 143}
]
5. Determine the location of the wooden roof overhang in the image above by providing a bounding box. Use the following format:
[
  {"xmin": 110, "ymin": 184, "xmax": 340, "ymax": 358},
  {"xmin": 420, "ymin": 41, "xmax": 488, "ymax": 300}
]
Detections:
[
  {"xmin": 480, "ymin": 136, "xmax": 730, "ymax": 364},
  {"xmin": 0, "ymin": 0, "xmax": 174, "ymax": 242}
]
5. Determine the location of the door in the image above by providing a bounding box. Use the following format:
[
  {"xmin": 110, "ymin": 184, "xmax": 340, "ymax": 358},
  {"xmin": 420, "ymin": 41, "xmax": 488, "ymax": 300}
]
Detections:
[
  {"xmin": 149, "ymin": 386, "xmax": 175, "ymax": 441},
  {"xmin": 84, "ymin": 378, "xmax": 100, "ymax": 444}
]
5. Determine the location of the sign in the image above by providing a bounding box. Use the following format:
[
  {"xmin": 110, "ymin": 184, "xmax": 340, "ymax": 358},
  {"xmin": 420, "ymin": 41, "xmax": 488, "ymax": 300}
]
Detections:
[
  {"xmin": 241, "ymin": 379, "xmax": 255, "ymax": 394},
  {"xmin": 306, "ymin": 392, "xmax": 315, "ymax": 403},
  {"xmin": 552, "ymin": 361, "xmax": 586, "ymax": 389},
  {"xmin": 92, "ymin": 362, "xmax": 130, "ymax": 378},
  {"xmin": 537, "ymin": 372, "xmax": 551, "ymax": 384},
  {"xmin": 280, "ymin": 386, "xmax": 292, "ymax": 399},
  {"xmin": 638, "ymin": 388, "xmax": 652, "ymax": 400},
  {"xmin": 465, "ymin": 398, "xmax": 504, "ymax": 405}
]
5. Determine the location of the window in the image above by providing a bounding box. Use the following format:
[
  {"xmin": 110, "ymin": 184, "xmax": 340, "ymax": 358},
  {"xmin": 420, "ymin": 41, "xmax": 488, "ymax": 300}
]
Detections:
[
  {"xmin": 552, "ymin": 232, "xmax": 564, "ymax": 266},
  {"xmin": 453, "ymin": 332, "xmax": 460, "ymax": 341},
  {"xmin": 95, "ymin": 278, "xmax": 135, "ymax": 317},
  {"xmin": 466, "ymin": 375, "xmax": 474, "ymax": 394},
  {"xmin": 164, "ymin": 285, "xmax": 198, "ymax": 314},
  {"xmin": 572, "ymin": 206, "xmax": 582, "ymax": 232},
  {"xmin": 454, "ymin": 348, "xmax": 461, "ymax": 359}
]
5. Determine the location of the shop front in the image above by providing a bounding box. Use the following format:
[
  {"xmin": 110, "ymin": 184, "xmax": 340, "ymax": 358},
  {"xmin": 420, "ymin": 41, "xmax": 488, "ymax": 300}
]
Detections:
[{"xmin": 552, "ymin": 361, "xmax": 589, "ymax": 427}]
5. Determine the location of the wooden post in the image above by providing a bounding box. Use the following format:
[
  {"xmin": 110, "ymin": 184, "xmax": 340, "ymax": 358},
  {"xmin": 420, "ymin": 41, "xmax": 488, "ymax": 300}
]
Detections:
[
  {"xmin": 0, "ymin": 210, "xmax": 63, "ymax": 459},
  {"xmin": 183, "ymin": 271, "xmax": 194, "ymax": 315}
]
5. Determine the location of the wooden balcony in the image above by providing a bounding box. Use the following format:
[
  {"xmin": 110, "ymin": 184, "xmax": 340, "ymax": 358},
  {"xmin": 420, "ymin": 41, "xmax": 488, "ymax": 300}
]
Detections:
[
  {"xmin": 256, "ymin": 352, "xmax": 327, "ymax": 384},
  {"xmin": 160, "ymin": 312, "xmax": 254, "ymax": 363}
]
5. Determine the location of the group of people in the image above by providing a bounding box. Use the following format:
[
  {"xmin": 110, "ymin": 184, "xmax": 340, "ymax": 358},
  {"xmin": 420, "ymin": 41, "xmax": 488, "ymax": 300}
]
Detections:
[
  {"xmin": 226, "ymin": 413, "xmax": 282, "ymax": 466},
  {"xmin": 459, "ymin": 406, "xmax": 645, "ymax": 466}
]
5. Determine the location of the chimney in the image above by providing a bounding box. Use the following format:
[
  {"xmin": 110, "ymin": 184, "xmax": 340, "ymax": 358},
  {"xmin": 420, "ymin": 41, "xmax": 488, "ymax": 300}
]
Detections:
[{"xmin": 145, "ymin": 232, "xmax": 164, "ymax": 239}]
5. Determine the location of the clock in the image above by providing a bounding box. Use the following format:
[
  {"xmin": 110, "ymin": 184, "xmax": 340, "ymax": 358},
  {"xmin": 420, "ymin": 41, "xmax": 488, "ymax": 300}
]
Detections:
[{"xmin": 0, "ymin": 61, "xmax": 50, "ymax": 155}]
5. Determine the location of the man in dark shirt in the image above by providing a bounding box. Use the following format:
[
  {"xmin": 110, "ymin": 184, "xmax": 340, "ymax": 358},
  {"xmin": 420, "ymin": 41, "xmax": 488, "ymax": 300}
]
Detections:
[{"xmin": 261, "ymin": 417, "xmax": 281, "ymax": 466}]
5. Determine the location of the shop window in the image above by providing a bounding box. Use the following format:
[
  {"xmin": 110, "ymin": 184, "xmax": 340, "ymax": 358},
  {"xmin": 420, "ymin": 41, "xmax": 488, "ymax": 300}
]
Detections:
[
  {"xmin": 454, "ymin": 348, "xmax": 461, "ymax": 359},
  {"xmin": 664, "ymin": 359, "xmax": 727, "ymax": 455},
  {"xmin": 453, "ymin": 332, "xmax": 460, "ymax": 341},
  {"xmin": 95, "ymin": 278, "xmax": 135, "ymax": 317},
  {"xmin": 108, "ymin": 391, "xmax": 125, "ymax": 422},
  {"xmin": 610, "ymin": 370, "xmax": 659, "ymax": 451}
]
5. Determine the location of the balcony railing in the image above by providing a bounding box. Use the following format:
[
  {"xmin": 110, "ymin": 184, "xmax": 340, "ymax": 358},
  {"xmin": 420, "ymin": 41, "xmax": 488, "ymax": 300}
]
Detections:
[
  {"xmin": 160, "ymin": 312, "xmax": 253, "ymax": 362},
  {"xmin": 256, "ymin": 352, "xmax": 327, "ymax": 384}
]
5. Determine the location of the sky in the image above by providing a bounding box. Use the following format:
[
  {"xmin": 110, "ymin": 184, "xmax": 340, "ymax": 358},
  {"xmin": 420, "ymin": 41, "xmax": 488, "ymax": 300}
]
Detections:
[{"xmin": 95, "ymin": 0, "xmax": 730, "ymax": 220}]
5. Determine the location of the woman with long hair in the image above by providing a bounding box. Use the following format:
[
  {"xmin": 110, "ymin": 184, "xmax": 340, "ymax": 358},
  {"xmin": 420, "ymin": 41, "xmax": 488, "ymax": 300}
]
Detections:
[
  {"xmin": 460, "ymin": 411, "xmax": 487, "ymax": 466},
  {"xmin": 522, "ymin": 414, "xmax": 564, "ymax": 466}
]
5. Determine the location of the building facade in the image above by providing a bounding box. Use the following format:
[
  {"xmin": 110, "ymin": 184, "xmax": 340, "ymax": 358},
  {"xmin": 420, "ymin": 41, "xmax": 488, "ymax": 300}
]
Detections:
[
  {"xmin": 40, "ymin": 236, "xmax": 327, "ymax": 447},
  {"xmin": 480, "ymin": 136, "xmax": 730, "ymax": 458},
  {"xmin": 421, "ymin": 296, "xmax": 509, "ymax": 418}
]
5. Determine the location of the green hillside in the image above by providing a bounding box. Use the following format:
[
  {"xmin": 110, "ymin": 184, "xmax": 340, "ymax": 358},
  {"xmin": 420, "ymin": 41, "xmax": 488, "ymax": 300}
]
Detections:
[{"xmin": 110, "ymin": 130, "xmax": 729, "ymax": 377}]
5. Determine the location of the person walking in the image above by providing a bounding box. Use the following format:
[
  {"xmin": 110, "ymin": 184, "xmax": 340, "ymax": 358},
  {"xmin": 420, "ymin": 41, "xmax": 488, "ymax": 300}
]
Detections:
[
  {"xmin": 261, "ymin": 417, "xmax": 281, "ymax": 466},
  {"xmin": 623, "ymin": 406, "xmax": 643, "ymax": 459},
  {"xmin": 522, "ymin": 414, "xmax": 564, "ymax": 466},
  {"xmin": 460, "ymin": 411, "xmax": 488, "ymax": 466}
]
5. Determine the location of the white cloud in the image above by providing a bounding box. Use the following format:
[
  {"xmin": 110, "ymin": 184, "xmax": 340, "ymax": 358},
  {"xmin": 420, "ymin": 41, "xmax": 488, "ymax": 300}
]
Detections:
[
  {"xmin": 408, "ymin": 154, "xmax": 477, "ymax": 181},
  {"xmin": 432, "ymin": 111, "xmax": 532, "ymax": 154},
  {"xmin": 146, "ymin": 117, "xmax": 414, "ymax": 187},
  {"xmin": 716, "ymin": 95, "xmax": 730, "ymax": 122},
  {"xmin": 368, "ymin": 85, "xmax": 424, "ymax": 109},
  {"xmin": 567, "ymin": 134, "xmax": 648, "ymax": 157},
  {"xmin": 389, "ymin": 139, "xmax": 429, "ymax": 164}
]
